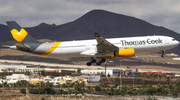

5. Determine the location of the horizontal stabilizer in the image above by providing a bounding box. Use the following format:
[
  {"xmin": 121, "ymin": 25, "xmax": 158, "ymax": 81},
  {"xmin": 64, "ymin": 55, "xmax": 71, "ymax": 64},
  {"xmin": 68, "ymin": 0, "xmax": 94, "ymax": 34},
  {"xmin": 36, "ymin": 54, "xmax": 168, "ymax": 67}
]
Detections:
[
  {"xmin": 2, "ymin": 44, "xmax": 30, "ymax": 51},
  {"xmin": 2, "ymin": 45, "xmax": 17, "ymax": 49}
]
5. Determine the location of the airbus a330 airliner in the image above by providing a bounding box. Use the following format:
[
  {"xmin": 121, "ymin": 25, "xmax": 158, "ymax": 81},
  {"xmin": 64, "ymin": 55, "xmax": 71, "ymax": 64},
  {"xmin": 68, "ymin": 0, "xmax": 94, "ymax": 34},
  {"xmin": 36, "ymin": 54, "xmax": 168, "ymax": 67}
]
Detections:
[{"xmin": 4, "ymin": 21, "xmax": 179, "ymax": 66}]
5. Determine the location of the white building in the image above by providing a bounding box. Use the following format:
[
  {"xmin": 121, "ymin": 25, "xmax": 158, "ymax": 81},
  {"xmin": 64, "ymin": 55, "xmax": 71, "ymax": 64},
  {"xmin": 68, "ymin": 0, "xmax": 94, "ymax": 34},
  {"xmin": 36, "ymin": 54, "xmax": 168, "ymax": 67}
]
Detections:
[
  {"xmin": 43, "ymin": 76, "xmax": 52, "ymax": 82},
  {"xmin": 78, "ymin": 75, "xmax": 100, "ymax": 83},
  {"xmin": 6, "ymin": 74, "xmax": 29, "ymax": 84},
  {"xmin": 0, "ymin": 64, "xmax": 27, "ymax": 72},
  {"xmin": 6, "ymin": 74, "xmax": 29, "ymax": 80},
  {"xmin": 81, "ymin": 69, "xmax": 122, "ymax": 77},
  {"xmin": 48, "ymin": 76, "xmax": 61, "ymax": 85}
]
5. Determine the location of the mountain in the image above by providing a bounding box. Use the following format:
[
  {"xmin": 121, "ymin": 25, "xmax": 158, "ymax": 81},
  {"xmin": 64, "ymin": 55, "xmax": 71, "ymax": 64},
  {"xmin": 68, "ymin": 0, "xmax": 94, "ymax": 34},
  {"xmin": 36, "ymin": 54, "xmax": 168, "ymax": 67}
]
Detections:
[{"xmin": 1, "ymin": 9, "xmax": 180, "ymax": 54}]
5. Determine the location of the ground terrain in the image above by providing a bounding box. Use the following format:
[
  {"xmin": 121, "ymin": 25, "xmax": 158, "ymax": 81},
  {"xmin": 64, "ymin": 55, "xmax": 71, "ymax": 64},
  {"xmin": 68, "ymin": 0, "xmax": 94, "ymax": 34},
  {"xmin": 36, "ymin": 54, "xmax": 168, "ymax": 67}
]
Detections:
[
  {"xmin": 0, "ymin": 95, "xmax": 173, "ymax": 100},
  {"xmin": 0, "ymin": 48, "xmax": 180, "ymax": 72},
  {"xmin": 0, "ymin": 48, "xmax": 180, "ymax": 99}
]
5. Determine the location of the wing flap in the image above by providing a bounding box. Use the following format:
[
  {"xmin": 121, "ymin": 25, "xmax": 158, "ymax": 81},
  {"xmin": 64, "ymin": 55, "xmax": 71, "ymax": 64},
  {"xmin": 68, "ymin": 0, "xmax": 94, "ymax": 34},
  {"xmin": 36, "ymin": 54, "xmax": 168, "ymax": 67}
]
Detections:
[{"xmin": 95, "ymin": 33, "xmax": 119, "ymax": 54}]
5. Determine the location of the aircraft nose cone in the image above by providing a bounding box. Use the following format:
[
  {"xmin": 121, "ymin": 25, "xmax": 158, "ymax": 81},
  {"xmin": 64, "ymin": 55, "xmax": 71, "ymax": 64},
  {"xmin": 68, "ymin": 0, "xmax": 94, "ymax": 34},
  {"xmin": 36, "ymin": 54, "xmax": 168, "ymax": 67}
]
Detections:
[
  {"xmin": 174, "ymin": 40, "xmax": 180, "ymax": 47},
  {"xmin": 176, "ymin": 40, "xmax": 180, "ymax": 45}
]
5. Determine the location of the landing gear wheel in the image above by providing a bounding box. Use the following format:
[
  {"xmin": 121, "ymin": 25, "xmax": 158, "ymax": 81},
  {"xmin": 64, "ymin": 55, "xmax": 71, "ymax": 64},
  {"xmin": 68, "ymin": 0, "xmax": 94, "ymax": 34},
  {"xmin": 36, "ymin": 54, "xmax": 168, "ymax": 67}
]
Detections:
[
  {"xmin": 96, "ymin": 62, "xmax": 101, "ymax": 66},
  {"xmin": 91, "ymin": 59, "xmax": 96, "ymax": 63},
  {"xmin": 161, "ymin": 54, "xmax": 165, "ymax": 58},
  {"xmin": 86, "ymin": 62, "xmax": 92, "ymax": 66},
  {"xmin": 162, "ymin": 50, "xmax": 165, "ymax": 54},
  {"xmin": 86, "ymin": 57, "xmax": 96, "ymax": 66},
  {"xmin": 101, "ymin": 58, "xmax": 106, "ymax": 63}
]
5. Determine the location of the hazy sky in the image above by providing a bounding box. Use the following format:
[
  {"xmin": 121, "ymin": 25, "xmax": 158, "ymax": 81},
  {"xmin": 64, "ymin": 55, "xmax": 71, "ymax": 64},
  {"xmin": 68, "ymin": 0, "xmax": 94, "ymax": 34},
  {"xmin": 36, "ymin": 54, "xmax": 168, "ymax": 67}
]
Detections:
[{"xmin": 1, "ymin": 0, "xmax": 180, "ymax": 33}]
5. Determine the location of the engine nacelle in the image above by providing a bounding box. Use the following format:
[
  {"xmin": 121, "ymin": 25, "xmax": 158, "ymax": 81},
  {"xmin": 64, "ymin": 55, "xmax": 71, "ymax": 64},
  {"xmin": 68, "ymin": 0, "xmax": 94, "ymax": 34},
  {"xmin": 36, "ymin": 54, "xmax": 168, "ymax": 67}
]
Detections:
[
  {"xmin": 102, "ymin": 55, "xmax": 116, "ymax": 59},
  {"xmin": 115, "ymin": 48, "xmax": 135, "ymax": 57},
  {"xmin": 101, "ymin": 48, "xmax": 135, "ymax": 59}
]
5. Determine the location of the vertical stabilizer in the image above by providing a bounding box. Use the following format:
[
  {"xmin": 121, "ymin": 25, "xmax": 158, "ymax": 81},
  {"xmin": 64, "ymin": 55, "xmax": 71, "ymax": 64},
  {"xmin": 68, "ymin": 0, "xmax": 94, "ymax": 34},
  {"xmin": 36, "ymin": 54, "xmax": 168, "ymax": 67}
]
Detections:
[{"xmin": 6, "ymin": 21, "xmax": 40, "ymax": 44}]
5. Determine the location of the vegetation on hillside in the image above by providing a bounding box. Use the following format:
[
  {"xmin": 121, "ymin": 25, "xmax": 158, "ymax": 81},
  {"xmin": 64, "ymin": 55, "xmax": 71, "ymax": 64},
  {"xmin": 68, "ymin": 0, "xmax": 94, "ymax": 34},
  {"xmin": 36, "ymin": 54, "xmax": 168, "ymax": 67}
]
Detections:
[{"xmin": 0, "ymin": 79, "xmax": 180, "ymax": 96}]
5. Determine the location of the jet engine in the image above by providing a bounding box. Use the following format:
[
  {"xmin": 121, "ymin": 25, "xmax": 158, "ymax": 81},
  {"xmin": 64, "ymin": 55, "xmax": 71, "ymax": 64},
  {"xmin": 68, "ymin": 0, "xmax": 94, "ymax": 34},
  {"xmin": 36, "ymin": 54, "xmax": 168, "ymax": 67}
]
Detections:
[
  {"xmin": 102, "ymin": 48, "xmax": 135, "ymax": 59},
  {"xmin": 115, "ymin": 48, "xmax": 135, "ymax": 57}
]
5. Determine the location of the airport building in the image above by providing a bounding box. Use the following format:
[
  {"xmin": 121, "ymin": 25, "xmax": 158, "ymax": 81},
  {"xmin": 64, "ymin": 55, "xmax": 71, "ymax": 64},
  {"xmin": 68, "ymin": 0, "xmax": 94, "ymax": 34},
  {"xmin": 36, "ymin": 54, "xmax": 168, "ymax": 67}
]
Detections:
[
  {"xmin": 124, "ymin": 69, "xmax": 139, "ymax": 77},
  {"xmin": 0, "ymin": 64, "xmax": 78, "ymax": 76},
  {"xmin": 0, "ymin": 64, "xmax": 27, "ymax": 72},
  {"xmin": 140, "ymin": 71, "xmax": 175, "ymax": 77},
  {"xmin": 77, "ymin": 75, "xmax": 100, "ymax": 83},
  {"xmin": 2, "ymin": 73, "xmax": 101, "ymax": 85},
  {"xmin": 0, "ymin": 64, "xmax": 177, "ymax": 80},
  {"xmin": 81, "ymin": 69, "xmax": 123, "ymax": 77}
]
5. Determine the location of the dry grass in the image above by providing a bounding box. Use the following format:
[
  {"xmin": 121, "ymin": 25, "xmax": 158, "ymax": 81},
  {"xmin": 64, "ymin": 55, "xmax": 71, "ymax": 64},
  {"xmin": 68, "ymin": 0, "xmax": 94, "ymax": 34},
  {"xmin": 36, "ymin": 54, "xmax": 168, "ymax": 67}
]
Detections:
[{"xmin": 0, "ymin": 95, "xmax": 168, "ymax": 100}]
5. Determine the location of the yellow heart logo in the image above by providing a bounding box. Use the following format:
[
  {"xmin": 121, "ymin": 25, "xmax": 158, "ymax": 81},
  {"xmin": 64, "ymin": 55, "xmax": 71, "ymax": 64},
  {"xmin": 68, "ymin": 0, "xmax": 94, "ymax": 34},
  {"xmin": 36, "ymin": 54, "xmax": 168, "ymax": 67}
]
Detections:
[{"xmin": 10, "ymin": 28, "xmax": 27, "ymax": 42}]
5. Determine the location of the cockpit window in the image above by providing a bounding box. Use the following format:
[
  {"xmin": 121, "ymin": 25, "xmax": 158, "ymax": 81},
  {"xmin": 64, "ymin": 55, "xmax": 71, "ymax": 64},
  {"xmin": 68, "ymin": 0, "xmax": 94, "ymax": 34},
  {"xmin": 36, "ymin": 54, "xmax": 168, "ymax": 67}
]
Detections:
[{"xmin": 172, "ymin": 39, "xmax": 176, "ymax": 41}]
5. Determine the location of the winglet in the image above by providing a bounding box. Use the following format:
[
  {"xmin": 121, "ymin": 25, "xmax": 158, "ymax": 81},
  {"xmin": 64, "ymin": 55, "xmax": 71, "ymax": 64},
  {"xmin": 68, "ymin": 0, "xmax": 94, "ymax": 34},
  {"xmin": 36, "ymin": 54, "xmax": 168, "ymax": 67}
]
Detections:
[{"xmin": 95, "ymin": 32, "xmax": 100, "ymax": 37}]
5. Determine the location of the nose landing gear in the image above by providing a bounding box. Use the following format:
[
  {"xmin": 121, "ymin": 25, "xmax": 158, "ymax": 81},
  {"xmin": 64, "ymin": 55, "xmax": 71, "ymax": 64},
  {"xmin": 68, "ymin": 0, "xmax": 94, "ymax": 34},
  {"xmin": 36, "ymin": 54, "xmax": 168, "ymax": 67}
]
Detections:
[{"xmin": 161, "ymin": 50, "xmax": 165, "ymax": 58}]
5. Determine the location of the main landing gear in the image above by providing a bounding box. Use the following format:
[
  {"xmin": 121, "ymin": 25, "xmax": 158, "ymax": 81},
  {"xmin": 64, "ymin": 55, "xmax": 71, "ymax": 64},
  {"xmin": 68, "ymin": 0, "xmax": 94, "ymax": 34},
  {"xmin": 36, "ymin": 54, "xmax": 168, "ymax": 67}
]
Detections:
[
  {"xmin": 161, "ymin": 50, "xmax": 165, "ymax": 58},
  {"xmin": 86, "ymin": 57, "xmax": 96, "ymax": 66},
  {"xmin": 86, "ymin": 57, "xmax": 106, "ymax": 66},
  {"xmin": 96, "ymin": 58, "xmax": 106, "ymax": 66}
]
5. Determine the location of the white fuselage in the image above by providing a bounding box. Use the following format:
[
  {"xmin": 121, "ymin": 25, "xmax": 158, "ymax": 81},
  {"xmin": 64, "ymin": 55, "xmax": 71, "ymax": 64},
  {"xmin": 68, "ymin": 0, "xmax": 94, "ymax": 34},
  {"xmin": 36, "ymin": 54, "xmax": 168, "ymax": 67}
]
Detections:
[
  {"xmin": 39, "ymin": 35, "xmax": 179, "ymax": 57},
  {"xmin": 6, "ymin": 21, "xmax": 179, "ymax": 62}
]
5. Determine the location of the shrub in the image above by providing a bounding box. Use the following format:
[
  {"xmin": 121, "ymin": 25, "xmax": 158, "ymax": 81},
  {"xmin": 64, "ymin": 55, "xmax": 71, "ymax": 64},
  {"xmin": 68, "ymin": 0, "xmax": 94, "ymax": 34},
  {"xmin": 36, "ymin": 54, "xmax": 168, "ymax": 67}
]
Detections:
[
  {"xmin": 86, "ymin": 86, "xmax": 91, "ymax": 90},
  {"xmin": 74, "ymin": 85, "xmax": 82, "ymax": 91},
  {"xmin": 95, "ymin": 86, "xmax": 101, "ymax": 91},
  {"xmin": 20, "ymin": 89, "xmax": 26, "ymax": 94},
  {"xmin": 44, "ymin": 87, "xmax": 56, "ymax": 94},
  {"xmin": 77, "ymin": 91, "xmax": 84, "ymax": 95},
  {"xmin": 62, "ymin": 91, "xmax": 68, "ymax": 94},
  {"xmin": 173, "ymin": 91, "xmax": 178, "ymax": 96},
  {"xmin": 41, "ymin": 98, "xmax": 45, "ymax": 100},
  {"xmin": 132, "ymin": 91, "xmax": 138, "ymax": 95},
  {"xmin": 29, "ymin": 88, "xmax": 39, "ymax": 94},
  {"xmin": 39, "ymin": 88, "xmax": 45, "ymax": 94},
  {"xmin": 29, "ymin": 87, "xmax": 56, "ymax": 94},
  {"xmin": 126, "ymin": 90, "xmax": 132, "ymax": 94}
]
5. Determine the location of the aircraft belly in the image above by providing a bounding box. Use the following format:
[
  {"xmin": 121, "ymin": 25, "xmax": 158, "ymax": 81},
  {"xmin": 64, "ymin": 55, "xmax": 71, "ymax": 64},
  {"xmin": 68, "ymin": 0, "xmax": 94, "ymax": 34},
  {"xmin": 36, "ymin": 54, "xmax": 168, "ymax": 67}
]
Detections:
[
  {"xmin": 48, "ymin": 47, "xmax": 86, "ymax": 57},
  {"xmin": 133, "ymin": 45, "xmax": 161, "ymax": 53},
  {"xmin": 33, "ymin": 43, "xmax": 55, "ymax": 54},
  {"xmin": 162, "ymin": 44, "xmax": 178, "ymax": 51}
]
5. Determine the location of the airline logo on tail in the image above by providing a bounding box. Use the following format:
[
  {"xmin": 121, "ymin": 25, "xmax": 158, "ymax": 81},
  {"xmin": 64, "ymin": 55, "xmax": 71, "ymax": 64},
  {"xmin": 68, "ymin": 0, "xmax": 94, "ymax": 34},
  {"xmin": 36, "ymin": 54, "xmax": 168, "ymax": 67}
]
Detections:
[{"xmin": 10, "ymin": 28, "xmax": 27, "ymax": 42}]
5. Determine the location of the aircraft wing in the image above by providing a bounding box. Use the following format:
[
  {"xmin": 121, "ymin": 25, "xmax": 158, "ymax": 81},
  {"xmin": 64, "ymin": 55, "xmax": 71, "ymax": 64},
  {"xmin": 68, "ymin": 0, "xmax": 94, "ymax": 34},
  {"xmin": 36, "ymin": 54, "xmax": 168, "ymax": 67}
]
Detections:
[{"xmin": 95, "ymin": 33, "xmax": 119, "ymax": 54}]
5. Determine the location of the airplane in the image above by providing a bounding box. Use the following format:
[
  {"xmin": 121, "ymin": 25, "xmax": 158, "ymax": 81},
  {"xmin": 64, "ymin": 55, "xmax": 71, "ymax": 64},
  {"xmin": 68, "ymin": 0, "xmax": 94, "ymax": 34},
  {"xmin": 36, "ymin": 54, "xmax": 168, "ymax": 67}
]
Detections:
[{"xmin": 4, "ymin": 21, "xmax": 179, "ymax": 66}]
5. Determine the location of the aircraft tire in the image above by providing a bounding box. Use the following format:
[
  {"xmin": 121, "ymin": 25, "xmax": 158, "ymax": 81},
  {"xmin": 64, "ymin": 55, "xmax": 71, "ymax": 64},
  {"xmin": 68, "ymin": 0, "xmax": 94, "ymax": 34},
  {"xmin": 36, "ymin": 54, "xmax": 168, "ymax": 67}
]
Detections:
[
  {"xmin": 101, "ymin": 58, "xmax": 106, "ymax": 63},
  {"xmin": 91, "ymin": 59, "xmax": 96, "ymax": 63},
  {"xmin": 87, "ymin": 62, "xmax": 92, "ymax": 66},
  {"xmin": 96, "ymin": 62, "xmax": 101, "ymax": 66},
  {"xmin": 161, "ymin": 54, "xmax": 165, "ymax": 58}
]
